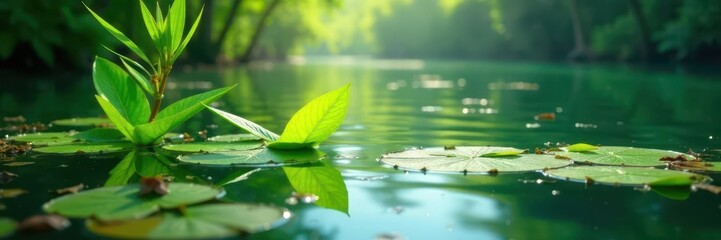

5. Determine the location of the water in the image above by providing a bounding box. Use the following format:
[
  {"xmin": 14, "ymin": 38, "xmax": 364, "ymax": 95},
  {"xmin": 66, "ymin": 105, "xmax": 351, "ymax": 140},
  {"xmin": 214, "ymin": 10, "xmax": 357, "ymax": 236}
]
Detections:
[{"xmin": 1, "ymin": 60, "xmax": 720, "ymax": 239}]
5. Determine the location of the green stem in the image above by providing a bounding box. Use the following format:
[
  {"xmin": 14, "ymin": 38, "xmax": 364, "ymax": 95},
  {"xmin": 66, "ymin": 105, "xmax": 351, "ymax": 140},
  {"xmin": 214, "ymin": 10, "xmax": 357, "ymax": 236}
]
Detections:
[{"xmin": 147, "ymin": 67, "xmax": 171, "ymax": 123}]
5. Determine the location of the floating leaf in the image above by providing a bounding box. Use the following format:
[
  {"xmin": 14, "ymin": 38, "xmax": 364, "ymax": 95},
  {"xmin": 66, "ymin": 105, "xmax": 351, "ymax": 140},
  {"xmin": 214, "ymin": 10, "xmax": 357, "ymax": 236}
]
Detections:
[
  {"xmin": 0, "ymin": 188, "xmax": 28, "ymax": 198},
  {"xmin": 54, "ymin": 184, "xmax": 85, "ymax": 195},
  {"xmin": 0, "ymin": 218, "xmax": 16, "ymax": 238},
  {"xmin": 480, "ymin": 148, "xmax": 526, "ymax": 157},
  {"xmin": 558, "ymin": 146, "xmax": 693, "ymax": 166},
  {"xmin": 87, "ymin": 203, "xmax": 289, "ymax": 239},
  {"xmin": 566, "ymin": 143, "xmax": 598, "ymax": 152},
  {"xmin": 9, "ymin": 132, "xmax": 76, "ymax": 146},
  {"xmin": 544, "ymin": 166, "xmax": 709, "ymax": 186},
  {"xmin": 73, "ymin": 128, "xmax": 126, "ymax": 142},
  {"xmin": 207, "ymin": 134, "xmax": 261, "ymax": 142},
  {"xmin": 51, "ymin": 117, "xmax": 113, "ymax": 127},
  {"xmin": 43, "ymin": 183, "xmax": 223, "ymax": 221},
  {"xmin": 163, "ymin": 141, "xmax": 263, "ymax": 153},
  {"xmin": 205, "ymin": 106, "xmax": 279, "ymax": 142},
  {"xmin": 269, "ymin": 84, "xmax": 350, "ymax": 150},
  {"xmin": 32, "ymin": 142, "xmax": 134, "ymax": 154},
  {"xmin": 16, "ymin": 215, "xmax": 70, "ymax": 233},
  {"xmin": 178, "ymin": 148, "xmax": 324, "ymax": 167},
  {"xmin": 284, "ymin": 161, "xmax": 348, "ymax": 214},
  {"xmin": 379, "ymin": 146, "xmax": 571, "ymax": 174}
]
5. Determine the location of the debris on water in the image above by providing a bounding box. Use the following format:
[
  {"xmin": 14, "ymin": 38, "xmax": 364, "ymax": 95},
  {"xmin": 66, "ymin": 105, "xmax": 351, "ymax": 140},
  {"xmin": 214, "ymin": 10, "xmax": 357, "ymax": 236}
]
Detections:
[
  {"xmin": 525, "ymin": 123, "xmax": 541, "ymax": 129},
  {"xmin": 534, "ymin": 112, "xmax": 556, "ymax": 121},
  {"xmin": 555, "ymin": 155, "xmax": 571, "ymax": 160},
  {"xmin": 488, "ymin": 168, "xmax": 499, "ymax": 175},
  {"xmin": 375, "ymin": 232, "xmax": 405, "ymax": 240},
  {"xmin": 197, "ymin": 129, "xmax": 208, "ymax": 140},
  {"xmin": 659, "ymin": 154, "xmax": 691, "ymax": 162},
  {"xmin": 0, "ymin": 188, "xmax": 27, "ymax": 198},
  {"xmin": 693, "ymin": 184, "xmax": 721, "ymax": 194},
  {"xmin": 139, "ymin": 176, "xmax": 169, "ymax": 196},
  {"xmin": 585, "ymin": 176, "xmax": 595, "ymax": 186},
  {"xmin": 285, "ymin": 192, "xmax": 319, "ymax": 205},
  {"xmin": 551, "ymin": 190, "xmax": 560, "ymax": 196},
  {"xmin": 182, "ymin": 132, "xmax": 194, "ymax": 143},
  {"xmin": 17, "ymin": 215, "xmax": 70, "ymax": 233},
  {"xmin": 0, "ymin": 140, "xmax": 31, "ymax": 154},
  {"xmin": 3, "ymin": 162, "xmax": 34, "ymax": 167},
  {"xmin": 574, "ymin": 123, "xmax": 598, "ymax": 129},
  {"xmin": 53, "ymin": 183, "xmax": 84, "ymax": 195},
  {"xmin": 352, "ymin": 175, "xmax": 388, "ymax": 181},
  {"xmin": 444, "ymin": 146, "xmax": 456, "ymax": 150},
  {"xmin": 0, "ymin": 171, "xmax": 18, "ymax": 184},
  {"xmin": 59, "ymin": 164, "xmax": 68, "ymax": 168},
  {"xmin": 388, "ymin": 206, "xmax": 404, "ymax": 215},
  {"xmin": 3, "ymin": 116, "xmax": 26, "ymax": 123},
  {"xmin": 518, "ymin": 178, "xmax": 555, "ymax": 184}
]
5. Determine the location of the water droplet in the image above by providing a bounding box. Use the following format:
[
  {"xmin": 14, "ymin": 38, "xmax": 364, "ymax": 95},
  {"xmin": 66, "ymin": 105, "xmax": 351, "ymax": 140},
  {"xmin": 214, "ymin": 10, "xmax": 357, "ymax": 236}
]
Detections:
[
  {"xmin": 525, "ymin": 123, "xmax": 541, "ymax": 129},
  {"xmin": 551, "ymin": 190, "xmax": 560, "ymax": 196},
  {"xmin": 282, "ymin": 211, "xmax": 292, "ymax": 219},
  {"xmin": 710, "ymin": 136, "xmax": 714, "ymax": 140},
  {"xmin": 536, "ymin": 179, "xmax": 544, "ymax": 184},
  {"xmin": 555, "ymin": 107, "xmax": 563, "ymax": 113}
]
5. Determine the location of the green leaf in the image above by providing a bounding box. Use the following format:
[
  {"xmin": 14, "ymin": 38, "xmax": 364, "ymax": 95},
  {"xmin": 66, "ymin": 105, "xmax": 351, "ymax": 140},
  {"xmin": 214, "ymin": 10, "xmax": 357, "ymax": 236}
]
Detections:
[
  {"xmin": 269, "ymin": 84, "xmax": 350, "ymax": 150},
  {"xmin": 52, "ymin": 117, "xmax": 113, "ymax": 127},
  {"xmin": 43, "ymin": 183, "xmax": 223, "ymax": 221},
  {"xmin": 480, "ymin": 148, "xmax": 526, "ymax": 157},
  {"xmin": 163, "ymin": 141, "xmax": 263, "ymax": 153},
  {"xmin": 566, "ymin": 143, "xmax": 598, "ymax": 152},
  {"xmin": 284, "ymin": 161, "xmax": 349, "ymax": 214},
  {"xmin": 205, "ymin": 105, "xmax": 279, "ymax": 142},
  {"xmin": 544, "ymin": 166, "xmax": 709, "ymax": 187},
  {"xmin": 87, "ymin": 203, "xmax": 289, "ymax": 239},
  {"xmin": 168, "ymin": 0, "xmax": 186, "ymax": 51},
  {"xmin": 215, "ymin": 168, "xmax": 262, "ymax": 186},
  {"xmin": 558, "ymin": 146, "xmax": 693, "ymax": 167},
  {"xmin": 139, "ymin": 0, "xmax": 161, "ymax": 50},
  {"xmin": 32, "ymin": 142, "xmax": 134, "ymax": 154},
  {"xmin": 93, "ymin": 57, "xmax": 150, "ymax": 125},
  {"xmin": 73, "ymin": 128, "xmax": 126, "ymax": 142},
  {"xmin": 105, "ymin": 151, "xmax": 138, "ymax": 186},
  {"xmin": 177, "ymin": 148, "xmax": 324, "ymax": 167},
  {"xmin": 207, "ymin": 134, "xmax": 261, "ymax": 142},
  {"xmin": 84, "ymin": 3, "xmax": 152, "ymax": 66},
  {"xmin": 9, "ymin": 132, "xmax": 76, "ymax": 146},
  {"xmin": 102, "ymin": 45, "xmax": 153, "ymax": 76},
  {"xmin": 173, "ymin": 6, "xmax": 203, "ymax": 61},
  {"xmin": 135, "ymin": 152, "xmax": 174, "ymax": 177},
  {"xmin": 133, "ymin": 86, "xmax": 235, "ymax": 145},
  {"xmin": 95, "ymin": 95, "xmax": 136, "ymax": 142},
  {"xmin": 650, "ymin": 186, "xmax": 691, "ymax": 200},
  {"xmin": 120, "ymin": 58, "xmax": 154, "ymax": 95},
  {"xmin": 0, "ymin": 218, "xmax": 16, "ymax": 238},
  {"xmin": 379, "ymin": 146, "xmax": 571, "ymax": 174}
]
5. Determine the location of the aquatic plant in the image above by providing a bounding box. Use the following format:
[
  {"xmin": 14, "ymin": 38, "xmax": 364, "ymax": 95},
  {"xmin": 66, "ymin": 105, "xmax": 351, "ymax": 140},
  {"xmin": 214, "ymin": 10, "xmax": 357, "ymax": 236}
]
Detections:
[{"xmin": 86, "ymin": 0, "xmax": 233, "ymax": 145}]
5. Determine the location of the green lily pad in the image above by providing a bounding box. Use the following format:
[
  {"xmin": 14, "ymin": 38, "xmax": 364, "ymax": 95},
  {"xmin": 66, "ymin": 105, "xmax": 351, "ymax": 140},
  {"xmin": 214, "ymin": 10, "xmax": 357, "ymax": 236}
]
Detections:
[
  {"xmin": 43, "ymin": 183, "xmax": 223, "ymax": 221},
  {"xmin": 8, "ymin": 132, "xmax": 77, "ymax": 146},
  {"xmin": 207, "ymin": 134, "xmax": 261, "ymax": 142},
  {"xmin": 163, "ymin": 141, "xmax": 263, "ymax": 153},
  {"xmin": 544, "ymin": 166, "xmax": 709, "ymax": 187},
  {"xmin": 556, "ymin": 146, "xmax": 693, "ymax": 167},
  {"xmin": 87, "ymin": 203, "xmax": 289, "ymax": 239},
  {"xmin": 0, "ymin": 218, "xmax": 16, "ymax": 238},
  {"xmin": 177, "ymin": 148, "xmax": 324, "ymax": 167},
  {"xmin": 379, "ymin": 146, "xmax": 571, "ymax": 174},
  {"xmin": 32, "ymin": 142, "xmax": 134, "ymax": 154},
  {"xmin": 52, "ymin": 117, "xmax": 113, "ymax": 127},
  {"xmin": 73, "ymin": 128, "xmax": 126, "ymax": 142}
]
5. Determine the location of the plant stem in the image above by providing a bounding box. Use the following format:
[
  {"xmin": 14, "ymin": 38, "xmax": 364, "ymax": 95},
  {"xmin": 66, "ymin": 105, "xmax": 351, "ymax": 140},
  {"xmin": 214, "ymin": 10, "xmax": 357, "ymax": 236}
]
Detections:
[{"xmin": 147, "ymin": 67, "xmax": 171, "ymax": 123}]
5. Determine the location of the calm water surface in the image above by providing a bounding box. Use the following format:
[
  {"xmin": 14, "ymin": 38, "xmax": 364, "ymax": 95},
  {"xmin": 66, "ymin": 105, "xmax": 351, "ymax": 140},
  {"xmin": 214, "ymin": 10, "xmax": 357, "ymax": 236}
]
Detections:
[{"xmin": 1, "ymin": 60, "xmax": 721, "ymax": 239}]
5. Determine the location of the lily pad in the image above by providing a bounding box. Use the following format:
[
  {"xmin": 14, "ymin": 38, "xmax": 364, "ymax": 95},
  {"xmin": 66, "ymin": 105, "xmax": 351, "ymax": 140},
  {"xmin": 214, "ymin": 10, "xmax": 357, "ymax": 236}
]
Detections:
[
  {"xmin": 379, "ymin": 146, "xmax": 571, "ymax": 174},
  {"xmin": 163, "ymin": 141, "xmax": 263, "ymax": 153},
  {"xmin": 177, "ymin": 148, "xmax": 324, "ymax": 167},
  {"xmin": 87, "ymin": 203, "xmax": 289, "ymax": 239},
  {"xmin": 0, "ymin": 218, "xmax": 16, "ymax": 238},
  {"xmin": 32, "ymin": 142, "xmax": 134, "ymax": 154},
  {"xmin": 43, "ymin": 183, "xmax": 223, "ymax": 221},
  {"xmin": 73, "ymin": 128, "xmax": 126, "ymax": 142},
  {"xmin": 9, "ymin": 132, "xmax": 76, "ymax": 146},
  {"xmin": 544, "ymin": 166, "xmax": 709, "ymax": 187},
  {"xmin": 52, "ymin": 118, "xmax": 113, "ymax": 127},
  {"xmin": 207, "ymin": 134, "xmax": 261, "ymax": 142},
  {"xmin": 556, "ymin": 146, "xmax": 693, "ymax": 167}
]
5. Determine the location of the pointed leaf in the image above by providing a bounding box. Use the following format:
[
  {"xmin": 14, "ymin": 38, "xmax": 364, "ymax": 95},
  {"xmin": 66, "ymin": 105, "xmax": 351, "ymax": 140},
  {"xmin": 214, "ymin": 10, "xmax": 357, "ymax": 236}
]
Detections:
[
  {"xmin": 102, "ymin": 45, "xmax": 154, "ymax": 74},
  {"xmin": 168, "ymin": 0, "xmax": 186, "ymax": 50},
  {"xmin": 205, "ymin": 106, "xmax": 279, "ymax": 142},
  {"xmin": 139, "ymin": 0, "xmax": 161, "ymax": 49},
  {"xmin": 173, "ymin": 6, "xmax": 203, "ymax": 61},
  {"xmin": 95, "ymin": 95, "xmax": 136, "ymax": 142},
  {"xmin": 284, "ymin": 161, "xmax": 349, "ymax": 214},
  {"xmin": 93, "ymin": 57, "xmax": 150, "ymax": 125},
  {"xmin": 269, "ymin": 84, "xmax": 350, "ymax": 150},
  {"xmin": 84, "ymin": 3, "xmax": 152, "ymax": 65},
  {"xmin": 120, "ymin": 58, "xmax": 154, "ymax": 95},
  {"xmin": 133, "ymin": 86, "xmax": 234, "ymax": 145}
]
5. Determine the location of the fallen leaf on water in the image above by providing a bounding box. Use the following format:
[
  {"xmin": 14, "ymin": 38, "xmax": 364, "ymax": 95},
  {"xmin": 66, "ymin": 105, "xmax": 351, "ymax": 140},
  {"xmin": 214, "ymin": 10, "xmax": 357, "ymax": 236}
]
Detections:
[
  {"xmin": 53, "ymin": 183, "xmax": 84, "ymax": 195},
  {"xmin": 534, "ymin": 112, "xmax": 556, "ymax": 121},
  {"xmin": 17, "ymin": 215, "xmax": 70, "ymax": 233},
  {"xmin": 3, "ymin": 162, "xmax": 34, "ymax": 167},
  {"xmin": 659, "ymin": 154, "xmax": 690, "ymax": 162},
  {"xmin": 0, "ymin": 171, "xmax": 18, "ymax": 184},
  {"xmin": 693, "ymin": 183, "xmax": 721, "ymax": 194},
  {"xmin": 3, "ymin": 115, "xmax": 26, "ymax": 123},
  {"xmin": 139, "ymin": 176, "xmax": 168, "ymax": 196},
  {"xmin": 0, "ymin": 189, "xmax": 27, "ymax": 198}
]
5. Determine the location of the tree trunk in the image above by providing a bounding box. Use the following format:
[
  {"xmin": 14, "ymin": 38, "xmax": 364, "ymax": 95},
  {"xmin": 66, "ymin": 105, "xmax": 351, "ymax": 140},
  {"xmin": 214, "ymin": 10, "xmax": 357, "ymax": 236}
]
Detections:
[
  {"xmin": 239, "ymin": 0, "xmax": 282, "ymax": 63},
  {"xmin": 628, "ymin": 0, "xmax": 652, "ymax": 61},
  {"xmin": 215, "ymin": 0, "xmax": 244, "ymax": 47},
  {"xmin": 188, "ymin": 0, "xmax": 216, "ymax": 63},
  {"xmin": 566, "ymin": 0, "xmax": 592, "ymax": 61}
]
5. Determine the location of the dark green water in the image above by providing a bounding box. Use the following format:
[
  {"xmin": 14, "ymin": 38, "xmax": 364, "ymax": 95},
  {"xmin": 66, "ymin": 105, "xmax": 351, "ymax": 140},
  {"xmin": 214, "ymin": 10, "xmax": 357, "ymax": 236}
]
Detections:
[{"xmin": 2, "ymin": 60, "xmax": 721, "ymax": 239}]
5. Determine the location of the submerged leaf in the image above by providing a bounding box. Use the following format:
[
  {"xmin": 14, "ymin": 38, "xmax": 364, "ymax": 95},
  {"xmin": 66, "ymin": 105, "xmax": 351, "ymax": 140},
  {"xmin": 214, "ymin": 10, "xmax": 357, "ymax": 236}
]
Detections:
[
  {"xmin": 560, "ymin": 146, "xmax": 693, "ymax": 166},
  {"xmin": 379, "ymin": 146, "xmax": 570, "ymax": 174},
  {"xmin": 544, "ymin": 166, "xmax": 709, "ymax": 187},
  {"xmin": 269, "ymin": 84, "xmax": 350, "ymax": 150},
  {"xmin": 178, "ymin": 148, "xmax": 324, "ymax": 167},
  {"xmin": 566, "ymin": 143, "xmax": 598, "ymax": 152}
]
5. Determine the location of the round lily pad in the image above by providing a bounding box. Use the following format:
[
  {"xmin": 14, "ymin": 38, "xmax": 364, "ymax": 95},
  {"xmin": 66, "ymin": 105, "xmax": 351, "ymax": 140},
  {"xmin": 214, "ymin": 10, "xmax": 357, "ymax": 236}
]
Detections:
[
  {"xmin": 0, "ymin": 218, "xmax": 16, "ymax": 238},
  {"xmin": 177, "ymin": 148, "xmax": 325, "ymax": 167},
  {"xmin": 32, "ymin": 142, "xmax": 134, "ymax": 154},
  {"xmin": 207, "ymin": 134, "xmax": 261, "ymax": 142},
  {"xmin": 9, "ymin": 132, "xmax": 76, "ymax": 146},
  {"xmin": 87, "ymin": 203, "xmax": 290, "ymax": 239},
  {"xmin": 52, "ymin": 118, "xmax": 113, "ymax": 127},
  {"xmin": 544, "ymin": 166, "xmax": 710, "ymax": 187},
  {"xmin": 163, "ymin": 141, "xmax": 263, "ymax": 153},
  {"xmin": 556, "ymin": 146, "xmax": 693, "ymax": 167},
  {"xmin": 379, "ymin": 146, "xmax": 571, "ymax": 174},
  {"xmin": 43, "ymin": 183, "xmax": 224, "ymax": 221}
]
